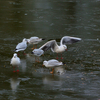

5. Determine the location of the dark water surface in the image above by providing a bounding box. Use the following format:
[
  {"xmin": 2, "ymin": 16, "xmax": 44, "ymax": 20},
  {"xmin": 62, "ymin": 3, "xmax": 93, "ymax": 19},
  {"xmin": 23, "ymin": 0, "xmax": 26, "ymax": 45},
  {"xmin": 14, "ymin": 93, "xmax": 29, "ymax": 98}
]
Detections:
[{"xmin": 0, "ymin": 0, "xmax": 100, "ymax": 100}]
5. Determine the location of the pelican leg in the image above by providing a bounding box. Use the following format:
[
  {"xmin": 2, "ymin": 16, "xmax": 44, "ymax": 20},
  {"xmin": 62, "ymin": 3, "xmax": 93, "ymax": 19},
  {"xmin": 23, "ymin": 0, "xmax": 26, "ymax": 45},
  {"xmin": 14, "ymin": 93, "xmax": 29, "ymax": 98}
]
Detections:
[
  {"xmin": 50, "ymin": 68, "xmax": 54, "ymax": 74},
  {"xmin": 35, "ymin": 44, "xmax": 37, "ymax": 49},
  {"xmin": 35, "ymin": 57, "xmax": 40, "ymax": 63},
  {"xmin": 23, "ymin": 51, "xmax": 26, "ymax": 55},
  {"xmin": 56, "ymin": 54, "xmax": 59, "ymax": 60},
  {"xmin": 35, "ymin": 56, "xmax": 37, "ymax": 62},
  {"xmin": 13, "ymin": 66, "xmax": 16, "ymax": 72},
  {"xmin": 31, "ymin": 45, "xmax": 34, "ymax": 50},
  {"xmin": 13, "ymin": 67, "xmax": 15, "ymax": 72},
  {"xmin": 16, "ymin": 66, "xmax": 19, "ymax": 73},
  {"xmin": 61, "ymin": 53, "xmax": 63, "ymax": 60},
  {"xmin": 37, "ymin": 57, "xmax": 40, "ymax": 63}
]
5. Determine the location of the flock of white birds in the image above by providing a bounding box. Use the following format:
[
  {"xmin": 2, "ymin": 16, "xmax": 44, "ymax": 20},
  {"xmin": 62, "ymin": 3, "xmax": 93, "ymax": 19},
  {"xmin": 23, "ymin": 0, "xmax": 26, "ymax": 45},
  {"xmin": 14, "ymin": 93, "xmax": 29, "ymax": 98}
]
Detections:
[{"xmin": 10, "ymin": 36, "xmax": 81, "ymax": 74}]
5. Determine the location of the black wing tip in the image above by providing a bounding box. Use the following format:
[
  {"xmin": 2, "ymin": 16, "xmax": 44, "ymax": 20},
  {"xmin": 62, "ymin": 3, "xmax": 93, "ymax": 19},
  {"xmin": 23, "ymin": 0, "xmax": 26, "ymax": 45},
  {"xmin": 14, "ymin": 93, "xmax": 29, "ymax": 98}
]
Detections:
[
  {"xmin": 42, "ymin": 38, "xmax": 45, "ymax": 40},
  {"xmin": 31, "ymin": 52, "xmax": 33, "ymax": 54},
  {"xmin": 14, "ymin": 49, "xmax": 17, "ymax": 52},
  {"xmin": 63, "ymin": 62, "xmax": 67, "ymax": 65},
  {"xmin": 71, "ymin": 39, "xmax": 79, "ymax": 43}
]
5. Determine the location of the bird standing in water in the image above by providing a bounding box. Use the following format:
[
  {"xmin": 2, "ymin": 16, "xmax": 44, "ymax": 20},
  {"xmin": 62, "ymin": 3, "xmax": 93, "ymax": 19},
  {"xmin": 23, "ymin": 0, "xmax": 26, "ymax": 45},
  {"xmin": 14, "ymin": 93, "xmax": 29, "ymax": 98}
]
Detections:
[
  {"xmin": 32, "ymin": 36, "xmax": 81, "ymax": 59},
  {"xmin": 15, "ymin": 38, "xmax": 28, "ymax": 55},
  {"xmin": 10, "ymin": 53, "xmax": 21, "ymax": 72},
  {"xmin": 27, "ymin": 36, "xmax": 45, "ymax": 50},
  {"xmin": 43, "ymin": 59, "xmax": 63, "ymax": 74}
]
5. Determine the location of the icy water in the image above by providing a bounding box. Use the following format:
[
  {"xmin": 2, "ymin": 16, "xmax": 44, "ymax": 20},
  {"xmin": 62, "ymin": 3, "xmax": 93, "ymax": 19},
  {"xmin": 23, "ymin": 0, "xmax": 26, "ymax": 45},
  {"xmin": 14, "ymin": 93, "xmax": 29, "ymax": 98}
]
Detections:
[{"xmin": 0, "ymin": 0, "xmax": 100, "ymax": 100}]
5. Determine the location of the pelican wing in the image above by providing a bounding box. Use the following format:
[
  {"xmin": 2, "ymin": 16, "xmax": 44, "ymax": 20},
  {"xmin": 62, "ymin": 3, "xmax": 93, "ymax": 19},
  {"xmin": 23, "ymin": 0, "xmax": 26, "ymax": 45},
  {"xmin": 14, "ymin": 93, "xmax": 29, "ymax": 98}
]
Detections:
[
  {"xmin": 30, "ymin": 37, "xmax": 39, "ymax": 42},
  {"xmin": 39, "ymin": 40, "xmax": 57, "ymax": 52},
  {"xmin": 60, "ymin": 36, "xmax": 81, "ymax": 45},
  {"xmin": 48, "ymin": 59, "xmax": 59, "ymax": 64},
  {"xmin": 16, "ymin": 42, "xmax": 27, "ymax": 50},
  {"xmin": 48, "ymin": 59, "xmax": 63, "ymax": 66}
]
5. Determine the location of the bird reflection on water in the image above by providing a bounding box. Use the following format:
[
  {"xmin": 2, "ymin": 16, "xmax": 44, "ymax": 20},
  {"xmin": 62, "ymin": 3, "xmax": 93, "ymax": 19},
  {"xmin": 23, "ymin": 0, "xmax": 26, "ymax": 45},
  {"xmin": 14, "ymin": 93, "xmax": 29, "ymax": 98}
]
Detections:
[
  {"xmin": 20, "ymin": 59, "xmax": 27, "ymax": 73},
  {"xmin": 9, "ymin": 72, "xmax": 21, "ymax": 100},
  {"xmin": 42, "ymin": 69, "xmax": 65, "ymax": 87},
  {"xmin": 55, "ymin": 66, "xmax": 65, "ymax": 75},
  {"xmin": 26, "ymin": 53, "xmax": 43, "ymax": 63},
  {"xmin": 10, "ymin": 73, "xmax": 21, "ymax": 92}
]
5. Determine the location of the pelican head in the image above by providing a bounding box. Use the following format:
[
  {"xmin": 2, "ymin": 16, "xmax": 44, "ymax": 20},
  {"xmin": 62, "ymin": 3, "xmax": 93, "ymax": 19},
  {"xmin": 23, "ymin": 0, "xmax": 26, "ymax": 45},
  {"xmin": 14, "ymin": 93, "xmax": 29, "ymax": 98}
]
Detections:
[
  {"xmin": 43, "ymin": 60, "xmax": 48, "ymax": 66},
  {"xmin": 63, "ymin": 45, "xmax": 67, "ymax": 51},
  {"xmin": 27, "ymin": 39, "xmax": 30, "ymax": 43},
  {"xmin": 13, "ymin": 53, "xmax": 17, "ymax": 58},
  {"xmin": 22, "ymin": 38, "xmax": 27, "ymax": 42}
]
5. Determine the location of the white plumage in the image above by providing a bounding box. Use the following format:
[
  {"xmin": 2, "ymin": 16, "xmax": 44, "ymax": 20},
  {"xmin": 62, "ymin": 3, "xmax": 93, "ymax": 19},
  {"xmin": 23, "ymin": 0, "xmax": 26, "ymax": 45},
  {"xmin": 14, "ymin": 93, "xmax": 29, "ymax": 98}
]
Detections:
[
  {"xmin": 31, "ymin": 49, "xmax": 44, "ymax": 56},
  {"xmin": 39, "ymin": 36, "xmax": 81, "ymax": 53},
  {"xmin": 15, "ymin": 38, "xmax": 27, "ymax": 52},
  {"xmin": 27, "ymin": 36, "xmax": 44, "ymax": 45},
  {"xmin": 43, "ymin": 59, "xmax": 63, "ymax": 68},
  {"xmin": 31, "ymin": 36, "xmax": 81, "ymax": 58},
  {"xmin": 43, "ymin": 59, "xmax": 63, "ymax": 74},
  {"xmin": 10, "ymin": 53, "xmax": 21, "ymax": 66}
]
